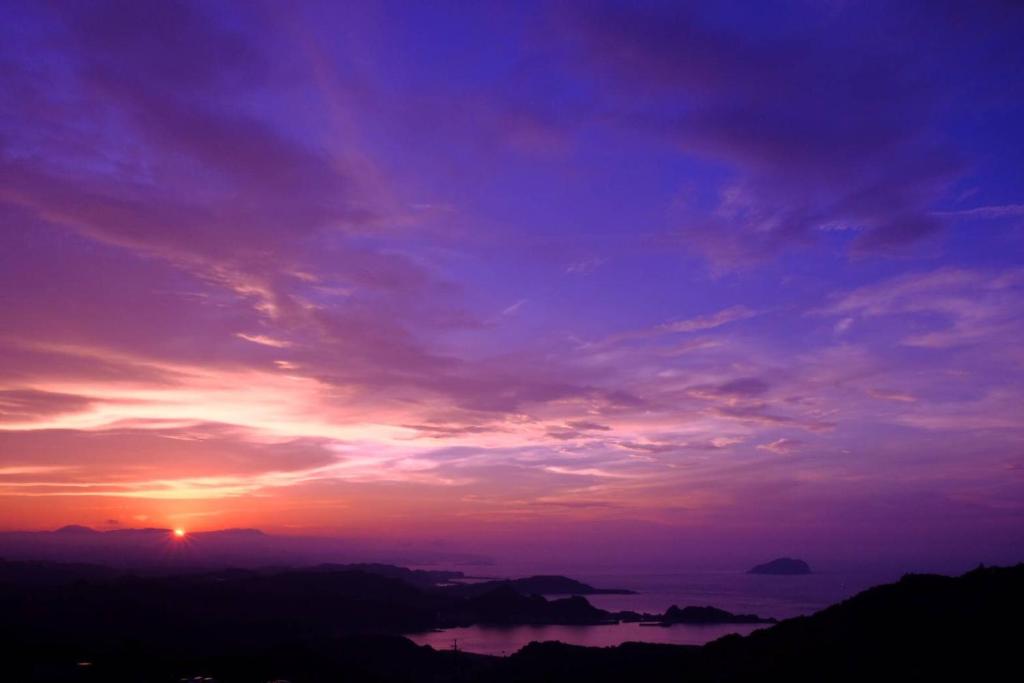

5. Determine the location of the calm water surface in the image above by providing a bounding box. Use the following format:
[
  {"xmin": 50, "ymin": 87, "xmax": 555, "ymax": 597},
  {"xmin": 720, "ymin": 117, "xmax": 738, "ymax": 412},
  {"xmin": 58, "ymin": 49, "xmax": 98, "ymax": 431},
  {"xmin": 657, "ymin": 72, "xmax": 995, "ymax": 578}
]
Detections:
[
  {"xmin": 573, "ymin": 570, "xmax": 894, "ymax": 619},
  {"xmin": 407, "ymin": 569, "xmax": 900, "ymax": 655},
  {"xmin": 409, "ymin": 621, "xmax": 765, "ymax": 656}
]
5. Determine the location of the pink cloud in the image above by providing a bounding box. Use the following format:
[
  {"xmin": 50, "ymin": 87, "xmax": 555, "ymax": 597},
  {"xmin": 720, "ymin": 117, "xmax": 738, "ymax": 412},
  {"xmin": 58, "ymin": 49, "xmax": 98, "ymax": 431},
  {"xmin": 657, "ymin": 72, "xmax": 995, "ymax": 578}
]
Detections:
[{"xmin": 757, "ymin": 438, "xmax": 804, "ymax": 455}]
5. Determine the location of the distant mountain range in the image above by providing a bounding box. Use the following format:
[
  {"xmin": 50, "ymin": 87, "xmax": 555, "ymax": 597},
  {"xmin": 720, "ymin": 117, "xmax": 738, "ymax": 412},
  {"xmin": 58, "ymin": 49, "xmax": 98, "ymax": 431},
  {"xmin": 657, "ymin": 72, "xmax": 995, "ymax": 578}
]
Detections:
[{"xmin": 0, "ymin": 525, "xmax": 490, "ymax": 569}]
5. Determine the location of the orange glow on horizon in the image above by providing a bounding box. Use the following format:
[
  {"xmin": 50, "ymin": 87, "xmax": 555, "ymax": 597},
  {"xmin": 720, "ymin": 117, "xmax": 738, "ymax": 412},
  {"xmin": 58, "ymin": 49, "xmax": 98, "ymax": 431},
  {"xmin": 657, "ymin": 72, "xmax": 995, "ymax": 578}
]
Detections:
[{"xmin": 173, "ymin": 528, "xmax": 186, "ymax": 539}]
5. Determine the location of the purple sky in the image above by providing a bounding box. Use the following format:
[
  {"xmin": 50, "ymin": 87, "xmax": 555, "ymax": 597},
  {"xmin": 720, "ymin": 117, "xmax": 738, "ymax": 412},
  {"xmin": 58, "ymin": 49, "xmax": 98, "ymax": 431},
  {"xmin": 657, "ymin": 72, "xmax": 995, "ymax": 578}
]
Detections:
[{"xmin": 1, "ymin": 1, "xmax": 1023, "ymax": 571}]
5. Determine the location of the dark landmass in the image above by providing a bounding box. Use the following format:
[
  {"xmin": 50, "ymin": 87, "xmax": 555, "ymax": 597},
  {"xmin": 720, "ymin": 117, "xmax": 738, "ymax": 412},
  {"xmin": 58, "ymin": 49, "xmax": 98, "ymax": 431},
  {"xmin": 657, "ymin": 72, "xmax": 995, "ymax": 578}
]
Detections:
[
  {"xmin": 658, "ymin": 605, "xmax": 776, "ymax": 625},
  {"xmin": 611, "ymin": 605, "xmax": 775, "ymax": 626},
  {"xmin": 0, "ymin": 556, "xmax": 465, "ymax": 586},
  {"xmin": 53, "ymin": 524, "xmax": 101, "ymax": 535},
  {"xmin": 309, "ymin": 562, "xmax": 465, "ymax": 588},
  {"xmin": 444, "ymin": 574, "xmax": 634, "ymax": 597},
  {"xmin": 0, "ymin": 556, "xmax": 766, "ymax": 630},
  {"xmin": 2, "ymin": 558, "xmax": 1020, "ymax": 681},
  {"xmin": 748, "ymin": 557, "xmax": 812, "ymax": 575},
  {"xmin": 0, "ymin": 557, "xmax": 757, "ymax": 633},
  {"xmin": 0, "ymin": 565, "xmax": 638, "ymax": 638},
  {"xmin": 454, "ymin": 585, "xmax": 614, "ymax": 625}
]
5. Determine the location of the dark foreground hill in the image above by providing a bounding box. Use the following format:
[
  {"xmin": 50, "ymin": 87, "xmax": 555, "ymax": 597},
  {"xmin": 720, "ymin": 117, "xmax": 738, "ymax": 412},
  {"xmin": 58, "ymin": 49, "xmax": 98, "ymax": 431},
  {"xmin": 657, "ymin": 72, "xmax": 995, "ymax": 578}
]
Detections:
[
  {"xmin": 496, "ymin": 563, "xmax": 1023, "ymax": 682},
  {"xmin": 1, "ymin": 562, "xmax": 1020, "ymax": 681}
]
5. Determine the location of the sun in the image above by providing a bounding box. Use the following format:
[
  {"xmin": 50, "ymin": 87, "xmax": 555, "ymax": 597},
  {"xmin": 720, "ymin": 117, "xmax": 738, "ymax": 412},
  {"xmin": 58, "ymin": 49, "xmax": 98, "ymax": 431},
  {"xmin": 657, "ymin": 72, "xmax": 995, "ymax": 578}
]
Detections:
[{"xmin": 173, "ymin": 528, "xmax": 186, "ymax": 539}]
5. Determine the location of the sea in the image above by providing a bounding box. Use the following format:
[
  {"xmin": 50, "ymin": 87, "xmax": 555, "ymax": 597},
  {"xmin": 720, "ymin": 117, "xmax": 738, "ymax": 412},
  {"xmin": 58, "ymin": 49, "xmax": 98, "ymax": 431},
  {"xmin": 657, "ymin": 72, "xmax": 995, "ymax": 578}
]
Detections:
[{"xmin": 407, "ymin": 568, "xmax": 902, "ymax": 656}]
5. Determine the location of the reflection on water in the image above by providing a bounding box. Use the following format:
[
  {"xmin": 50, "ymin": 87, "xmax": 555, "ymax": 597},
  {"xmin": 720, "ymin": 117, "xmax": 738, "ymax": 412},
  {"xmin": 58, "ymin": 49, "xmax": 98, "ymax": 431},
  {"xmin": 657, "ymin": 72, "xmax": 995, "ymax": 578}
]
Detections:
[{"xmin": 408, "ymin": 621, "xmax": 766, "ymax": 656}]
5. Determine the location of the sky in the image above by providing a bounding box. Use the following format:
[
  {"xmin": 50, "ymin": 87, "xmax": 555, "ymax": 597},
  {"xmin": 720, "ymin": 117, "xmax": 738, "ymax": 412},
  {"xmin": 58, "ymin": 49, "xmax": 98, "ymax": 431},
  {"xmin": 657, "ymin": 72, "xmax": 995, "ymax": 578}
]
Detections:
[{"xmin": 1, "ymin": 0, "xmax": 1023, "ymax": 571}]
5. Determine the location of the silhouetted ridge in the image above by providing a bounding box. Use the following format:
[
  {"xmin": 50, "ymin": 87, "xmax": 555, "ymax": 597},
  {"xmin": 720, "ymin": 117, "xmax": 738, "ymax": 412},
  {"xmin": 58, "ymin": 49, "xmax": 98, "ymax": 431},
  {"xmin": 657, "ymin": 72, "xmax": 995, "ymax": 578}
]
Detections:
[
  {"xmin": 52, "ymin": 525, "xmax": 98, "ymax": 534},
  {"xmin": 312, "ymin": 562, "xmax": 465, "ymax": 587}
]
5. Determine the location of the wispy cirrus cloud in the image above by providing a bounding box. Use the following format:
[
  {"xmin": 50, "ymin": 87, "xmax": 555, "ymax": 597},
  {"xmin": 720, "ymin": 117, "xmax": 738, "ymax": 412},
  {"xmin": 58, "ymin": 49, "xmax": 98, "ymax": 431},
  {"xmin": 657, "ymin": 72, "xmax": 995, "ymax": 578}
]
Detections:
[
  {"xmin": 757, "ymin": 438, "xmax": 803, "ymax": 455},
  {"xmin": 935, "ymin": 204, "xmax": 1024, "ymax": 219},
  {"xmin": 588, "ymin": 305, "xmax": 759, "ymax": 351},
  {"xmin": 236, "ymin": 334, "xmax": 292, "ymax": 349},
  {"xmin": 659, "ymin": 306, "xmax": 758, "ymax": 334},
  {"xmin": 820, "ymin": 267, "xmax": 1024, "ymax": 348},
  {"xmin": 560, "ymin": 1, "xmax": 1024, "ymax": 266}
]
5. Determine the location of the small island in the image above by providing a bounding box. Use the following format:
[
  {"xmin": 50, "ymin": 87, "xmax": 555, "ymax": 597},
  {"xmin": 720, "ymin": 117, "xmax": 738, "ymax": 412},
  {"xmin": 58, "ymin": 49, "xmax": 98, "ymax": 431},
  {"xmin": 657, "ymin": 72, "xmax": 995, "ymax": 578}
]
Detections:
[{"xmin": 748, "ymin": 558, "xmax": 812, "ymax": 575}]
